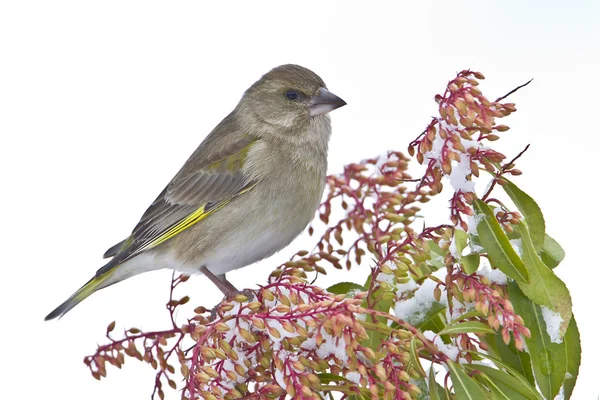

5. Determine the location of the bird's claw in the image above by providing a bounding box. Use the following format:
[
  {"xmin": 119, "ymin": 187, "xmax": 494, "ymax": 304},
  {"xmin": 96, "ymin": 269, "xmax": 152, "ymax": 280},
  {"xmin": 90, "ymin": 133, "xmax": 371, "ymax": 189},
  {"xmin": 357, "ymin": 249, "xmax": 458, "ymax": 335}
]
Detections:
[
  {"xmin": 224, "ymin": 288, "xmax": 256, "ymax": 302},
  {"xmin": 208, "ymin": 288, "xmax": 256, "ymax": 321}
]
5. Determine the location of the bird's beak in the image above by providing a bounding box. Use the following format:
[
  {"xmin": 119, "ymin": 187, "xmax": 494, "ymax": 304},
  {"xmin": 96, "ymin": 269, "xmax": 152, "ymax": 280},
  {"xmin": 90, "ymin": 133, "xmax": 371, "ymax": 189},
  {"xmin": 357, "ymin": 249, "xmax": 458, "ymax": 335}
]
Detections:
[{"xmin": 309, "ymin": 88, "xmax": 347, "ymax": 117}]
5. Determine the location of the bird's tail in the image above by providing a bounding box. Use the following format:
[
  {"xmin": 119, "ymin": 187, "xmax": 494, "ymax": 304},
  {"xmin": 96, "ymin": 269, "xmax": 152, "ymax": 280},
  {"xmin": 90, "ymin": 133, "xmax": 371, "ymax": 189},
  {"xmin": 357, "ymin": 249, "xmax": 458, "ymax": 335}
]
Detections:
[{"xmin": 44, "ymin": 264, "xmax": 117, "ymax": 320}]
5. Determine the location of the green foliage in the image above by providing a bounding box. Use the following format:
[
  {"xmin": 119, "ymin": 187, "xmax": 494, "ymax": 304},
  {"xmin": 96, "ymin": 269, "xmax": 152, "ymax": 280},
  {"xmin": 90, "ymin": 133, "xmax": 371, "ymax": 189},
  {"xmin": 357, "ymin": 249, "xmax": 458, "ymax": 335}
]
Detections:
[
  {"xmin": 502, "ymin": 179, "xmax": 546, "ymax": 251},
  {"xmin": 465, "ymin": 363, "xmax": 543, "ymax": 400},
  {"xmin": 473, "ymin": 199, "xmax": 529, "ymax": 283},
  {"xmin": 484, "ymin": 333, "xmax": 535, "ymax": 386},
  {"xmin": 321, "ymin": 177, "xmax": 579, "ymax": 399},
  {"xmin": 539, "ymin": 235, "xmax": 565, "ymax": 269},
  {"xmin": 563, "ymin": 318, "xmax": 581, "ymax": 399},
  {"xmin": 327, "ymin": 282, "xmax": 366, "ymax": 295},
  {"xmin": 513, "ymin": 223, "xmax": 572, "ymax": 335},
  {"xmin": 447, "ymin": 360, "xmax": 489, "ymax": 399},
  {"xmin": 508, "ymin": 282, "xmax": 567, "ymax": 400},
  {"xmin": 438, "ymin": 321, "xmax": 495, "ymax": 336}
]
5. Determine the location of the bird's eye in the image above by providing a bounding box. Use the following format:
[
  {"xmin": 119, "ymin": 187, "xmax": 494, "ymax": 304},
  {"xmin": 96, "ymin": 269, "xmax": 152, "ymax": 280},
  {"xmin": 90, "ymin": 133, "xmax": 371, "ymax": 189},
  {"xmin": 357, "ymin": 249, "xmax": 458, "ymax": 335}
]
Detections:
[{"xmin": 286, "ymin": 90, "xmax": 298, "ymax": 100}]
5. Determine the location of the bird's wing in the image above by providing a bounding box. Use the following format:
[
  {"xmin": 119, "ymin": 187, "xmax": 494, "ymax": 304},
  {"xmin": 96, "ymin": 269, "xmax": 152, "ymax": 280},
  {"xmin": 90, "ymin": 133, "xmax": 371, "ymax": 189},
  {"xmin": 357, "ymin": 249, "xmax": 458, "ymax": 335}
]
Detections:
[
  {"xmin": 46, "ymin": 125, "xmax": 259, "ymax": 321},
  {"xmin": 104, "ymin": 122, "xmax": 259, "ymax": 267}
]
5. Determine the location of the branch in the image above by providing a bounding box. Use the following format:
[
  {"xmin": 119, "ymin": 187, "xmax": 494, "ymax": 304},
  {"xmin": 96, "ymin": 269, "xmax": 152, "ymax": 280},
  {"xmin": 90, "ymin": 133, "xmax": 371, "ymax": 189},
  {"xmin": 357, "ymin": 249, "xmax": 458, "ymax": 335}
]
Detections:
[
  {"xmin": 495, "ymin": 78, "xmax": 533, "ymax": 102},
  {"xmin": 481, "ymin": 144, "xmax": 530, "ymax": 201}
]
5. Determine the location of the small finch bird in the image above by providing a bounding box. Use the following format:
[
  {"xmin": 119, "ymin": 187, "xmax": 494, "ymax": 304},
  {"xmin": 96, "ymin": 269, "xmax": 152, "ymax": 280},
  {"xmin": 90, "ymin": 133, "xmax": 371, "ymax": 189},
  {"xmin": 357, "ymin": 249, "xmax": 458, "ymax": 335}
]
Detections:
[{"xmin": 46, "ymin": 64, "xmax": 346, "ymax": 320}]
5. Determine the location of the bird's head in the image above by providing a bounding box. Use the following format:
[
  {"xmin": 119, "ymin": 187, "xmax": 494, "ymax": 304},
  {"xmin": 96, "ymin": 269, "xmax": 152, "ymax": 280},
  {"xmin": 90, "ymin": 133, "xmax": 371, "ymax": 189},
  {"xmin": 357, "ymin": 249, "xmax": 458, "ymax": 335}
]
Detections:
[{"xmin": 240, "ymin": 64, "xmax": 346, "ymax": 132}]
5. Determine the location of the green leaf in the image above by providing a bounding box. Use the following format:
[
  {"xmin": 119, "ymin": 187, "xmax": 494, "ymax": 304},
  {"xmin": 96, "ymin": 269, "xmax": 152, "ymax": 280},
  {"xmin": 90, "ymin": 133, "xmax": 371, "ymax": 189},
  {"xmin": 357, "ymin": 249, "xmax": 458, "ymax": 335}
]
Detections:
[
  {"xmin": 451, "ymin": 310, "xmax": 483, "ymax": 324},
  {"xmin": 327, "ymin": 282, "xmax": 365, "ymax": 295},
  {"xmin": 409, "ymin": 336, "xmax": 427, "ymax": 376},
  {"xmin": 539, "ymin": 234, "xmax": 565, "ymax": 269},
  {"xmin": 317, "ymin": 373, "xmax": 350, "ymax": 384},
  {"xmin": 361, "ymin": 320, "xmax": 393, "ymax": 336},
  {"xmin": 347, "ymin": 393, "xmax": 369, "ymax": 400},
  {"xmin": 468, "ymin": 233, "xmax": 484, "ymax": 252},
  {"xmin": 427, "ymin": 240, "xmax": 447, "ymax": 269},
  {"xmin": 452, "ymin": 230, "xmax": 480, "ymax": 274},
  {"xmin": 429, "ymin": 367, "xmax": 442, "ymax": 400},
  {"xmin": 563, "ymin": 317, "xmax": 581, "ymax": 399},
  {"xmin": 513, "ymin": 223, "xmax": 572, "ymax": 336},
  {"xmin": 467, "ymin": 351, "xmax": 542, "ymax": 400},
  {"xmin": 473, "ymin": 199, "xmax": 529, "ymax": 283},
  {"xmin": 502, "ymin": 179, "xmax": 546, "ymax": 251},
  {"xmin": 446, "ymin": 360, "xmax": 490, "ymax": 399},
  {"xmin": 454, "ymin": 229, "xmax": 468, "ymax": 255},
  {"xmin": 462, "ymin": 253, "xmax": 480, "ymax": 274},
  {"xmin": 439, "ymin": 321, "xmax": 495, "ymax": 336},
  {"xmin": 464, "ymin": 364, "xmax": 541, "ymax": 400},
  {"xmin": 413, "ymin": 377, "xmax": 431, "ymax": 400},
  {"xmin": 420, "ymin": 315, "xmax": 449, "ymax": 340},
  {"xmin": 484, "ymin": 334, "xmax": 535, "ymax": 386},
  {"xmin": 508, "ymin": 282, "xmax": 567, "ymax": 400},
  {"xmin": 477, "ymin": 374, "xmax": 529, "ymax": 400},
  {"xmin": 361, "ymin": 275, "xmax": 395, "ymax": 350},
  {"xmin": 416, "ymin": 301, "xmax": 447, "ymax": 331}
]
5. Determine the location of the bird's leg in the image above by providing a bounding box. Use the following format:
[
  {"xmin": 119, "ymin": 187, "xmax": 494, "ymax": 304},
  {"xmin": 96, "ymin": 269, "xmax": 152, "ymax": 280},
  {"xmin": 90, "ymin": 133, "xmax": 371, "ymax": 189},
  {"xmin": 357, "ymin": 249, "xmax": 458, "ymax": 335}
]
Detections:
[
  {"xmin": 200, "ymin": 266, "xmax": 238, "ymax": 296},
  {"xmin": 201, "ymin": 266, "xmax": 256, "ymax": 321},
  {"xmin": 200, "ymin": 266, "xmax": 254, "ymax": 300}
]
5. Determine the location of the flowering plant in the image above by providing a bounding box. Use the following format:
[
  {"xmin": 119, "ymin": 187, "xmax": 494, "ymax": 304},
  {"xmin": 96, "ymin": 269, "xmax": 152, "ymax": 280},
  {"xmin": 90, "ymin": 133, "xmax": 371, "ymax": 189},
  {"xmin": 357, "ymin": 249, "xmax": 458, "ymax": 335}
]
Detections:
[{"xmin": 86, "ymin": 71, "xmax": 579, "ymax": 400}]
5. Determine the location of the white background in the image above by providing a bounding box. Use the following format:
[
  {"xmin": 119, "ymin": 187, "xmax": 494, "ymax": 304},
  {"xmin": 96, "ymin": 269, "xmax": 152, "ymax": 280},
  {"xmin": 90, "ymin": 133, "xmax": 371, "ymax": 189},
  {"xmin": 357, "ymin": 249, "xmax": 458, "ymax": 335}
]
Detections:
[{"xmin": 1, "ymin": 1, "xmax": 598, "ymax": 398}]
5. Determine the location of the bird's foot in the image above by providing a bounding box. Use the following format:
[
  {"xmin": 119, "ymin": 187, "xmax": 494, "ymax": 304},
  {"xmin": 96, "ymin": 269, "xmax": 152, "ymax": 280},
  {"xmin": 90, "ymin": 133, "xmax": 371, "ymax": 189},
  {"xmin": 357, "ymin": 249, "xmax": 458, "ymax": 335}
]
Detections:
[
  {"xmin": 200, "ymin": 266, "xmax": 256, "ymax": 320},
  {"xmin": 208, "ymin": 288, "xmax": 256, "ymax": 321},
  {"xmin": 224, "ymin": 288, "xmax": 256, "ymax": 302}
]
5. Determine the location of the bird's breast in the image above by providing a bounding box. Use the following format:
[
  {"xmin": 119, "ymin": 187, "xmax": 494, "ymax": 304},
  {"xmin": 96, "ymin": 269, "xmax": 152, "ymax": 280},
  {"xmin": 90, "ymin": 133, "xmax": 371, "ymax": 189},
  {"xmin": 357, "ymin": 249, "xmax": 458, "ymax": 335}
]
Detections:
[
  {"xmin": 171, "ymin": 124, "xmax": 330, "ymax": 275},
  {"xmin": 181, "ymin": 141, "xmax": 327, "ymax": 275}
]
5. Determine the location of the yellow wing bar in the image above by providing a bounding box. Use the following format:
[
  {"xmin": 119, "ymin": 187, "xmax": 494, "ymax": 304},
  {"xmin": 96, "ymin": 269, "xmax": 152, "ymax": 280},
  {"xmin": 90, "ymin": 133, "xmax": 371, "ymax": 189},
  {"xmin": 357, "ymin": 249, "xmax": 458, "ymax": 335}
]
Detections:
[{"xmin": 137, "ymin": 183, "xmax": 257, "ymax": 253}]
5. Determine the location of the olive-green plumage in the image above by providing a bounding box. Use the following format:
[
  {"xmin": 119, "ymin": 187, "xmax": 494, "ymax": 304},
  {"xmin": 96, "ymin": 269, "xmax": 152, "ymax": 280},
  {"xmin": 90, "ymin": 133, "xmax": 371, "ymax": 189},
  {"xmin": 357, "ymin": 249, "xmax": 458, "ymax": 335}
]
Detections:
[{"xmin": 45, "ymin": 64, "xmax": 346, "ymax": 320}]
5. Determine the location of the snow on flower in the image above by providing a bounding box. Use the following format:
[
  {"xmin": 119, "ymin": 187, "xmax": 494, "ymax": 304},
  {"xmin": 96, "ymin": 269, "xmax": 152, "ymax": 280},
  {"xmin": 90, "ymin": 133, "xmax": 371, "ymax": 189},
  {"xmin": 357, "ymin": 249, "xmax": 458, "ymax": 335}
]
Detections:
[
  {"xmin": 476, "ymin": 258, "xmax": 508, "ymax": 285},
  {"xmin": 375, "ymin": 151, "xmax": 400, "ymax": 173},
  {"xmin": 466, "ymin": 213, "xmax": 484, "ymax": 236},
  {"xmin": 346, "ymin": 371, "xmax": 362, "ymax": 384},
  {"xmin": 449, "ymin": 155, "xmax": 476, "ymax": 192},
  {"xmin": 423, "ymin": 330, "xmax": 460, "ymax": 361},
  {"xmin": 376, "ymin": 272, "xmax": 395, "ymax": 283},
  {"xmin": 394, "ymin": 269, "xmax": 447, "ymax": 325}
]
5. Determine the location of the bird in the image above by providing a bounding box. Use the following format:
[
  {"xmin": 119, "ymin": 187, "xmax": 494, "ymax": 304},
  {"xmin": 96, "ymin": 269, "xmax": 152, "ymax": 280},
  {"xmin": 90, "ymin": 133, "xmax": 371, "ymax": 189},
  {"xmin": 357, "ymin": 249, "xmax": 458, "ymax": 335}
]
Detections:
[{"xmin": 45, "ymin": 64, "xmax": 346, "ymax": 320}]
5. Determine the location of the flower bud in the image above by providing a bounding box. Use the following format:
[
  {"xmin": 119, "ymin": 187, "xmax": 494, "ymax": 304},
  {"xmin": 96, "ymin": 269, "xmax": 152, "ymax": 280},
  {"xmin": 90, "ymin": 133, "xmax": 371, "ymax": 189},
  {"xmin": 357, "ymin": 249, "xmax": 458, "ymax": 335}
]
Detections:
[
  {"xmin": 515, "ymin": 336, "xmax": 525, "ymax": 351},
  {"xmin": 201, "ymin": 347, "xmax": 216, "ymax": 361},
  {"xmin": 502, "ymin": 328, "xmax": 510, "ymax": 345},
  {"xmin": 203, "ymin": 366, "xmax": 219, "ymax": 379},
  {"xmin": 427, "ymin": 127, "xmax": 436, "ymax": 141},
  {"xmin": 434, "ymin": 286, "xmax": 442, "ymax": 302},
  {"xmin": 214, "ymin": 322, "xmax": 230, "ymax": 332},
  {"xmin": 408, "ymin": 384, "xmax": 422, "ymax": 397},
  {"xmin": 234, "ymin": 294, "xmax": 249, "ymax": 303},
  {"xmin": 399, "ymin": 370, "xmax": 411, "ymax": 382},
  {"xmin": 267, "ymin": 326, "xmax": 281, "ymax": 339},
  {"xmin": 195, "ymin": 372, "xmax": 210, "ymax": 383},
  {"xmin": 470, "ymin": 87, "xmax": 482, "ymax": 96},
  {"xmin": 262, "ymin": 289, "xmax": 275, "ymax": 302},
  {"xmin": 442, "ymin": 161, "xmax": 452, "ymax": 175}
]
